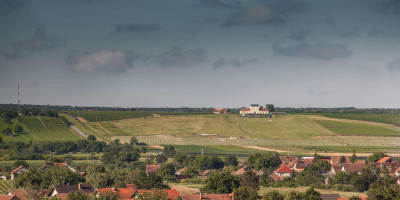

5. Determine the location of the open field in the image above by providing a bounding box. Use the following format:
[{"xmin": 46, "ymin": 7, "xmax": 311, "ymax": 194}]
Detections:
[
  {"xmin": 64, "ymin": 111, "xmax": 211, "ymax": 122},
  {"xmin": 258, "ymin": 186, "xmax": 364, "ymax": 198},
  {"xmin": 314, "ymin": 119, "xmax": 400, "ymax": 136},
  {"xmin": 316, "ymin": 113, "xmax": 400, "ymax": 127}
]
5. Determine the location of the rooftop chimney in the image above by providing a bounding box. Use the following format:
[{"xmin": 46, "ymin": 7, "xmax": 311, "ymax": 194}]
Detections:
[
  {"xmin": 78, "ymin": 184, "xmax": 81, "ymax": 190},
  {"xmin": 200, "ymin": 192, "xmax": 202, "ymax": 199}
]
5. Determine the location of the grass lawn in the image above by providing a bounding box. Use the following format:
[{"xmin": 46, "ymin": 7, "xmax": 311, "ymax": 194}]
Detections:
[{"xmin": 0, "ymin": 180, "xmax": 16, "ymax": 194}]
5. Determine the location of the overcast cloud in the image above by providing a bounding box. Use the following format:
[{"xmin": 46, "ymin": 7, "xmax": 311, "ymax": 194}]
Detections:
[{"xmin": 0, "ymin": 0, "xmax": 399, "ymax": 108}]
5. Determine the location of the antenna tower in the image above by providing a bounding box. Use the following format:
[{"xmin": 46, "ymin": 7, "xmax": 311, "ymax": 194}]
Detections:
[{"xmin": 17, "ymin": 83, "xmax": 21, "ymax": 110}]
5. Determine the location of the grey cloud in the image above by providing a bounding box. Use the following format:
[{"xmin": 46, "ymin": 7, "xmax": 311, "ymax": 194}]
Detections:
[
  {"xmin": 273, "ymin": 41, "xmax": 352, "ymax": 60},
  {"xmin": 373, "ymin": 0, "xmax": 400, "ymax": 15},
  {"xmin": 387, "ymin": 58, "xmax": 400, "ymax": 72},
  {"xmin": 223, "ymin": 4, "xmax": 284, "ymax": 27},
  {"xmin": 268, "ymin": 0, "xmax": 308, "ymax": 15},
  {"xmin": 289, "ymin": 29, "xmax": 311, "ymax": 41},
  {"xmin": 338, "ymin": 27, "xmax": 360, "ymax": 38},
  {"xmin": 325, "ymin": 16, "xmax": 336, "ymax": 26},
  {"xmin": 305, "ymin": 86, "xmax": 333, "ymax": 97},
  {"xmin": 115, "ymin": 23, "xmax": 162, "ymax": 33},
  {"xmin": 212, "ymin": 57, "xmax": 257, "ymax": 69},
  {"xmin": 156, "ymin": 46, "xmax": 207, "ymax": 68},
  {"xmin": 368, "ymin": 28, "xmax": 386, "ymax": 37},
  {"xmin": 198, "ymin": 0, "xmax": 228, "ymax": 7},
  {"xmin": 66, "ymin": 49, "xmax": 140, "ymax": 73},
  {"xmin": 189, "ymin": 17, "xmax": 220, "ymax": 25},
  {"xmin": 2, "ymin": 27, "xmax": 65, "ymax": 59},
  {"xmin": 1, "ymin": 0, "xmax": 31, "ymax": 10}
]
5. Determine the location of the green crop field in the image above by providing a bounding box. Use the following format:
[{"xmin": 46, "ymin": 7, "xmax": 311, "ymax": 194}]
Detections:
[
  {"xmin": 100, "ymin": 122, "xmax": 127, "ymax": 135},
  {"xmin": 317, "ymin": 113, "xmax": 400, "ymax": 127},
  {"xmin": 64, "ymin": 111, "xmax": 211, "ymax": 122},
  {"xmin": 314, "ymin": 120, "xmax": 400, "ymax": 136}
]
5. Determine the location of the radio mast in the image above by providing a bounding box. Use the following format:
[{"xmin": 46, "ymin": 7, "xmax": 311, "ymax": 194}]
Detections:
[{"xmin": 17, "ymin": 83, "xmax": 21, "ymax": 110}]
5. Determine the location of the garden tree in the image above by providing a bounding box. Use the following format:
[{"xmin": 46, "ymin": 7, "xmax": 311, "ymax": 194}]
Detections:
[
  {"xmin": 367, "ymin": 179, "xmax": 400, "ymax": 200},
  {"xmin": 351, "ymin": 149, "xmax": 357, "ymax": 163},
  {"xmin": 246, "ymin": 152, "xmax": 281, "ymax": 170},
  {"xmin": 13, "ymin": 124, "xmax": 23, "ymax": 134},
  {"xmin": 265, "ymin": 104, "xmax": 275, "ymax": 112},
  {"xmin": 101, "ymin": 150, "xmax": 140, "ymax": 164},
  {"xmin": 295, "ymin": 165, "xmax": 325, "ymax": 186},
  {"xmin": 233, "ymin": 186, "xmax": 259, "ymax": 200},
  {"xmin": 0, "ymin": 137, "xmax": 2, "ymax": 143},
  {"xmin": 87, "ymin": 135, "xmax": 96, "ymax": 141},
  {"xmin": 135, "ymin": 189, "xmax": 169, "ymax": 200},
  {"xmin": 132, "ymin": 170, "xmax": 167, "ymax": 189},
  {"xmin": 340, "ymin": 156, "xmax": 347, "ymax": 164},
  {"xmin": 183, "ymin": 155, "xmax": 197, "ymax": 167},
  {"xmin": 312, "ymin": 159, "xmax": 331, "ymax": 173},
  {"xmin": 163, "ymin": 145, "xmax": 176, "ymax": 158},
  {"xmin": 13, "ymin": 160, "xmax": 29, "ymax": 168},
  {"xmin": 156, "ymin": 153, "xmax": 168, "ymax": 164},
  {"xmin": 331, "ymin": 171, "xmax": 353, "ymax": 185},
  {"xmin": 201, "ymin": 171, "xmax": 240, "ymax": 194},
  {"xmin": 193, "ymin": 155, "xmax": 224, "ymax": 171},
  {"xmin": 2, "ymin": 109, "xmax": 18, "ymax": 124},
  {"xmin": 352, "ymin": 167, "xmax": 377, "ymax": 192},
  {"xmin": 130, "ymin": 136, "xmax": 139, "ymax": 145},
  {"xmin": 184, "ymin": 167, "xmax": 199, "ymax": 178},
  {"xmin": 263, "ymin": 190, "xmax": 284, "ymax": 200},
  {"xmin": 67, "ymin": 191, "xmax": 91, "ymax": 200},
  {"xmin": 173, "ymin": 152, "xmax": 187, "ymax": 164},
  {"xmin": 303, "ymin": 187, "xmax": 322, "ymax": 200},
  {"xmin": 238, "ymin": 170, "xmax": 260, "ymax": 190},
  {"xmin": 16, "ymin": 166, "xmax": 84, "ymax": 189},
  {"xmin": 21, "ymin": 107, "xmax": 30, "ymax": 116},
  {"xmin": 159, "ymin": 163, "xmax": 176, "ymax": 182},
  {"xmin": 1, "ymin": 127, "xmax": 12, "ymax": 135},
  {"xmin": 31, "ymin": 108, "xmax": 41, "ymax": 116},
  {"xmin": 225, "ymin": 155, "xmax": 238, "ymax": 166},
  {"xmin": 285, "ymin": 191, "xmax": 304, "ymax": 200},
  {"xmin": 367, "ymin": 152, "xmax": 388, "ymax": 163}
]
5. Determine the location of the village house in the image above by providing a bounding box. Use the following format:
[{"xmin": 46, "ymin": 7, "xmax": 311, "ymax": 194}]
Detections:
[
  {"xmin": 230, "ymin": 166, "xmax": 262, "ymax": 176},
  {"xmin": 10, "ymin": 166, "xmax": 28, "ymax": 180},
  {"xmin": 239, "ymin": 104, "xmax": 270, "ymax": 118},
  {"xmin": 0, "ymin": 173, "xmax": 6, "ymax": 180},
  {"xmin": 96, "ymin": 187, "xmax": 136, "ymax": 199},
  {"xmin": 341, "ymin": 163, "xmax": 365, "ymax": 175},
  {"xmin": 376, "ymin": 157, "xmax": 399, "ymax": 169},
  {"xmin": 50, "ymin": 184, "xmax": 95, "ymax": 198},
  {"xmin": 198, "ymin": 170, "xmax": 211, "ymax": 178},
  {"xmin": 330, "ymin": 156, "xmax": 350, "ymax": 165},
  {"xmin": 175, "ymin": 167, "xmax": 187, "ymax": 175},
  {"xmin": 0, "ymin": 195, "xmax": 20, "ymax": 200},
  {"xmin": 145, "ymin": 165, "xmax": 161, "ymax": 173},
  {"xmin": 213, "ymin": 109, "xmax": 229, "ymax": 114}
]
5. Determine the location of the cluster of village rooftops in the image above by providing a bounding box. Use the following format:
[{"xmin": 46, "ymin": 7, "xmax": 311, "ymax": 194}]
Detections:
[{"xmin": 3, "ymin": 154, "xmax": 397, "ymax": 200}]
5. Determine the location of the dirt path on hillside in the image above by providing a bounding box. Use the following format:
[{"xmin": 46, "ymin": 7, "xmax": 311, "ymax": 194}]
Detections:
[
  {"xmin": 222, "ymin": 139, "xmax": 287, "ymax": 153},
  {"xmin": 70, "ymin": 125, "xmax": 88, "ymax": 138},
  {"xmin": 97, "ymin": 123, "xmax": 112, "ymax": 135},
  {"xmin": 77, "ymin": 117, "xmax": 88, "ymax": 123},
  {"xmin": 308, "ymin": 115, "xmax": 400, "ymax": 131},
  {"xmin": 149, "ymin": 145, "xmax": 164, "ymax": 149}
]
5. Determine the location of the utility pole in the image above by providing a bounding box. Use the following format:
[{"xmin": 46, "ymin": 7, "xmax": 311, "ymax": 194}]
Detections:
[
  {"xmin": 202, "ymin": 148, "xmax": 204, "ymax": 156},
  {"xmin": 16, "ymin": 83, "xmax": 21, "ymax": 111}
]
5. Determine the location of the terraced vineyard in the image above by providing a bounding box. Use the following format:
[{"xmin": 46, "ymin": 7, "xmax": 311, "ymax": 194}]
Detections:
[
  {"xmin": 0, "ymin": 180, "xmax": 15, "ymax": 193},
  {"xmin": 19, "ymin": 116, "xmax": 80, "ymax": 142},
  {"xmin": 314, "ymin": 120, "xmax": 400, "ymax": 136}
]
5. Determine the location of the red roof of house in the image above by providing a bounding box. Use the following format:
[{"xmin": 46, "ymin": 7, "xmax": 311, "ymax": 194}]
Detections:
[
  {"xmin": 181, "ymin": 193, "xmax": 232, "ymax": 200},
  {"xmin": 136, "ymin": 189, "xmax": 180, "ymax": 200},
  {"xmin": 0, "ymin": 195, "xmax": 20, "ymax": 200},
  {"xmin": 54, "ymin": 163, "xmax": 67, "ymax": 166},
  {"xmin": 6, "ymin": 190, "xmax": 27, "ymax": 200},
  {"xmin": 176, "ymin": 167, "xmax": 187, "ymax": 174},
  {"xmin": 377, "ymin": 157, "xmax": 391, "ymax": 163},
  {"xmin": 198, "ymin": 170, "xmax": 211, "ymax": 176},
  {"xmin": 97, "ymin": 188, "xmax": 135, "ymax": 199},
  {"xmin": 145, "ymin": 165, "xmax": 161, "ymax": 173},
  {"xmin": 240, "ymin": 108, "xmax": 250, "ymax": 111},
  {"xmin": 231, "ymin": 167, "xmax": 258, "ymax": 175},
  {"xmin": 274, "ymin": 165, "xmax": 292, "ymax": 173},
  {"xmin": 342, "ymin": 163, "xmax": 365, "ymax": 172},
  {"xmin": 332, "ymin": 165, "xmax": 342, "ymax": 173},
  {"xmin": 260, "ymin": 108, "xmax": 269, "ymax": 111},
  {"xmin": 126, "ymin": 184, "xmax": 137, "ymax": 190},
  {"xmin": 330, "ymin": 156, "xmax": 350, "ymax": 164},
  {"xmin": 11, "ymin": 166, "xmax": 26, "ymax": 174},
  {"xmin": 269, "ymin": 173, "xmax": 286, "ymax": 181},
  {"xmin": 302, "ymin": 158, "xmax": 314, "ymax": 165}
]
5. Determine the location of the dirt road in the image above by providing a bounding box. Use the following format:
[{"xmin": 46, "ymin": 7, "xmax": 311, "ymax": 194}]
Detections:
[{"xmin": 71, "ymin": 125, "xmax": 88, "ymax": 138}]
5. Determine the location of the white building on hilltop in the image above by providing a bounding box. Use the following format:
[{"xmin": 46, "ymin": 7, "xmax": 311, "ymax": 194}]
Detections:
[{"xmin": 240, "ymin": 104, "xmax": 270, "ymax": 118}]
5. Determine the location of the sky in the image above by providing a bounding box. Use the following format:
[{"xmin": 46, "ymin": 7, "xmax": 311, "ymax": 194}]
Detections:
[{"xmin": 0, "ymin": 0, "xmax": 399, "ymax": 108}]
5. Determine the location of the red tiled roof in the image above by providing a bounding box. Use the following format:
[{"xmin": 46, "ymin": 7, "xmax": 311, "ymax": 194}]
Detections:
[
  {"xmin": 11, "ymin": 166, "xmax": 26, "ymax": 174},
  {"xmin": 136, "ymin": 189, "xmax": 180, "ymax": 200},
  {"xmin": 260, "ymin": 108, "xmax": 269, "ymax": 111},
  {"xmin": 279, "ymin": 156, "xmax": 297, "ymax": 163},
  {"xmin": 6, "ymin": 190, "xmax": 27, "ymax": 200},
  {"xmin": 360, "ymin": 196, "xmax": 368, "ymax": 200},
  {"xmin": 231, "ymin": 167, "xmax": 258, "ymax": 175},
  {"xmin": 181, "ymin": 193, "xmax": 232, "ymax": 200},
  {"xmin": 269, "ymin": 173, "xmax": 286, "ymax": 181},
  {"xmin": 342, "ymin": 163, "xmax": 365, "ymax": 172},
  {"xmin": 54, "ymin": 163, "xmax": 67, "ymax": 166},
  {"xmin": 97, "ymin": 188, "xmax": 135, "ymax": 199},
  {"xmin": 56, "ymin": 193, "xmax": 69, "ymax": 200},
  {"xmin": 240, "ymin": 108, "xmax": 250, "ymax": 111},
  {"xmin": 302, "ymin": 158, "xmax": 314, "ymax": 165},
  {"xmin": 176, "ymin": 167, "xmax": 187, "ymax": 174},
  {"xmin": 332, "ymin": 165, "xmax": 342, "ymax": 173},
  {"xmin": 0, "ymin": 195, "xmax": 20, "ymax": 200},
  {"xmin": 198, "ymin": 170, "xmax": 211, "ymax": 176},
  {"xmin": 377, "ymin": 157, "xmax": 391, "ymax": 163},
  {"xmin": 274, "ymin": 165, "xmax": 292, "ymax": 173},
  {"xmin": 145, "ymin": 165, "xmax": 161, "ymax": 173},
  {"xmin": 126, "ymin": 184, "xmax": 137, "ymax": 190},
  {"xmin": 330, "ymin": 156, "xmax": 350, "ymax": 164}
]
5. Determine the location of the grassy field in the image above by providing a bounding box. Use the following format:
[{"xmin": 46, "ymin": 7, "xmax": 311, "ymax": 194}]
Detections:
[
  {"xmin": 64, "ymin": 111, "xmax": 211, "ymax": 122},
  {"xmin": 315, "ymin": 120, "xmax": 400, "ymax": 136},
  {"xmin": 111, "ymin": 114, "xmax": 334, "ymax": 140},
  {"xmin": 317, "ymin": 113, "xmax": 400, "ymax": 127}
]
